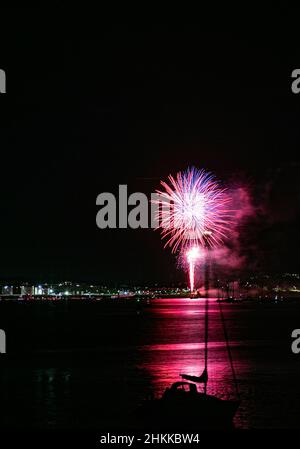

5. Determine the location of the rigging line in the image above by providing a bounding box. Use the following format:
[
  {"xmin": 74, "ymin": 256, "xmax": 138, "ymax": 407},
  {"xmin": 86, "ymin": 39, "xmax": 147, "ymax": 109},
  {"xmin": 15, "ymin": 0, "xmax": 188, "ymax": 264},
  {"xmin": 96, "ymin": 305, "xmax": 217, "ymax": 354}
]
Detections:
[
  {"xmin": 204, "ymin": 255, "xmax": 209, "ymax": 396},
  {"xmin": 204, "ymin": 296, "xmax": 209, "ymax": 396},
  {"xmin": 218, "ymin": 298, "xmax": 240, "ymax": 399}
]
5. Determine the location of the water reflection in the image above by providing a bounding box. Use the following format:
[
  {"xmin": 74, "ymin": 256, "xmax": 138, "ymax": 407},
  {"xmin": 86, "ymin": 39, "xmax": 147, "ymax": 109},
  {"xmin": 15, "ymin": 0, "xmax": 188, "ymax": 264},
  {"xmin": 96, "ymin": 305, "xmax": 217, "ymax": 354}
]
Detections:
[
  {"xmin": 136, "ymin": 299, "xmax": 250, "ymax": 427},
  {"xmin": 1, "ymin": 298, "xmax": 300, "ymax": 429}
]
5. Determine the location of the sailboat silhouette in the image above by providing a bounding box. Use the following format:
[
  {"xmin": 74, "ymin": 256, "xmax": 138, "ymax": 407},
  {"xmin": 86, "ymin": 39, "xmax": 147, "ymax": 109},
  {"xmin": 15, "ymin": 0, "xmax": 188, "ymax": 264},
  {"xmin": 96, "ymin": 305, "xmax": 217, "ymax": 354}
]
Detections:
[
  {"xmin": 180, "ymin": 368, "xmax": 208, "ymax": 384},
  {"xmin": 135, "ymin": 250, "xmax": 240, "ymax": 429}
]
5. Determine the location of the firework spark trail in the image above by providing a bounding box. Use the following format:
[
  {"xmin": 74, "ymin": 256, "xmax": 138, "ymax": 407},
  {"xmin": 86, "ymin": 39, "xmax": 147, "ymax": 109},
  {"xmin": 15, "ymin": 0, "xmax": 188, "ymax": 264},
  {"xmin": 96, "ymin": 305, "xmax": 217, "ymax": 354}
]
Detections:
[
  {"xmin": 187, "ymin": 246, "xmax": 201, "ymax": 292},
  {"xmin": 153, "ymin": 167, "xmax": 233, "ymax": 291}
]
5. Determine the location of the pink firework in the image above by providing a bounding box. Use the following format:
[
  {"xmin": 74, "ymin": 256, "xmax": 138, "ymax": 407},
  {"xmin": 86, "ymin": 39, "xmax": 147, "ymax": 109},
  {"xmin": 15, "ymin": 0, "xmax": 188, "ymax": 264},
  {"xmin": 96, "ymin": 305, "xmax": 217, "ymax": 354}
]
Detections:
[
  {"xmin": 154, "ymin": 167, "xmax": 232, "ymax": 291},
  {"xmin": 186, "ymin": 246, "xmax": 201, "ymax": 292},
  {"xmin": 155, "ymin": 167, "xmax": 232, "ymax": 252}
]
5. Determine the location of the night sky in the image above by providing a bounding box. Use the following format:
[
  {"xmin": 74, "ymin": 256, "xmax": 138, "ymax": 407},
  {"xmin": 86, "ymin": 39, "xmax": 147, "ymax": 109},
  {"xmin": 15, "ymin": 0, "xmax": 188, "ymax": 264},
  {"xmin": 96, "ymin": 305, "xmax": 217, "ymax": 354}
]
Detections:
[{"xmin": 0, "ymin": 11, "xmax": 299, "ymax": 284}]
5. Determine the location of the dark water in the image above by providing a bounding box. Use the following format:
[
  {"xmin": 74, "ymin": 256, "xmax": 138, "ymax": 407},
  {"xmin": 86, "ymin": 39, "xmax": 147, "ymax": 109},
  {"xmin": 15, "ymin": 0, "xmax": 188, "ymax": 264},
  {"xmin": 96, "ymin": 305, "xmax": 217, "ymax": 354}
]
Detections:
[{"xmin": 1, "ymin": 298, "xmax": 300, "ymax": 429}]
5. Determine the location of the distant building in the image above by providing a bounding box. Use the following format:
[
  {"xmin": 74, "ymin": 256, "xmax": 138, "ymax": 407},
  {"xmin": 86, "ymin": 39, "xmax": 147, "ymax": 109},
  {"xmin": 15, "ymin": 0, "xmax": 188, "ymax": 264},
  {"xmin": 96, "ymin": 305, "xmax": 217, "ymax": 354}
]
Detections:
[
  {"xmin": 20, "ymin": 285, "xmax": 34, "ymax": 296},
  {"xmin": 34, "ymin": 285, "xmax": 43, "ymax": 295},
  {"xmin": 2, "ymin": 285, "xmax": 13, "ymax": 295}
]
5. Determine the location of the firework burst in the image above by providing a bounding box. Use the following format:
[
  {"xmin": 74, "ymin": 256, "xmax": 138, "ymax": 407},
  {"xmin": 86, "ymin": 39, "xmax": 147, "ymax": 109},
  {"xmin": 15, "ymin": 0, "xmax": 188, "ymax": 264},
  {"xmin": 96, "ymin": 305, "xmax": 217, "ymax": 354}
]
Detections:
[
  {"xmin": 155, "ymin": 167, "xmax": 232, "ymax": 252},
  {"xmin": 154, "ymin": 167, "xmax": 233, "ymax": 291}
]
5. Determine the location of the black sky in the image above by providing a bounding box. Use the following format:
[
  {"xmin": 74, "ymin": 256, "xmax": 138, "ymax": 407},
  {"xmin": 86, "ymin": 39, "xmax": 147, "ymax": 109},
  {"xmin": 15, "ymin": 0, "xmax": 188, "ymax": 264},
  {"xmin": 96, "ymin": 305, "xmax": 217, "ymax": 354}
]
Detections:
[{"xmin": 0, "ymin": 10, "xmax": 299, "ymax": 284}]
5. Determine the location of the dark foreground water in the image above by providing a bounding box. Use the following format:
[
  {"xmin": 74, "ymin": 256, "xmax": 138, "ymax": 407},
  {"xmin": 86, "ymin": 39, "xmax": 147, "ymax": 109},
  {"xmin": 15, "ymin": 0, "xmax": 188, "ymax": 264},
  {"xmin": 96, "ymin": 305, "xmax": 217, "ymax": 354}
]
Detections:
[{"xmin": 1, "ymin": 298, "xmax": 300, "ymax": 429}]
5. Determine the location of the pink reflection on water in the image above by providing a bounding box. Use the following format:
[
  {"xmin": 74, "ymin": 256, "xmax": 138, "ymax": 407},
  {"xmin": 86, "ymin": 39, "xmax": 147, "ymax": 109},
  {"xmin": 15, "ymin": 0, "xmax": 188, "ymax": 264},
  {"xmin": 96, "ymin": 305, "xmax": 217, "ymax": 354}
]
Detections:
[
  {"xmin": 139, "ymin": 341, "xmax": 240, "ymax": 351},
  {"xmin": 137, "ymin": 299, "xmax": 245, "ymax": 404}
]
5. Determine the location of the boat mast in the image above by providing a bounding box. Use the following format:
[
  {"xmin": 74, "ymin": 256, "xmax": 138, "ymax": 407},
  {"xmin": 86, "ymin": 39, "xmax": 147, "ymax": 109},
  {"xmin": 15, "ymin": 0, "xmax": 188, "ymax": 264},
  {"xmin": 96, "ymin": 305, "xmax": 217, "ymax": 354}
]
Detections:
[{"xmin": 204, "ymin": 239, "xmax": 209, "ymax": 396}]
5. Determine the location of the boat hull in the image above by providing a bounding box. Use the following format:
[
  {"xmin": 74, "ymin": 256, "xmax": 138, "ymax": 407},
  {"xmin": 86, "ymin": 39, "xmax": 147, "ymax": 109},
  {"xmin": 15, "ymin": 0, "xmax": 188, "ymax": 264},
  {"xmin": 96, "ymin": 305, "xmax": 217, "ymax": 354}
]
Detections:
[{"xmin": 135, "ymin": 393, "xmax": 240, "ymax": 429}]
